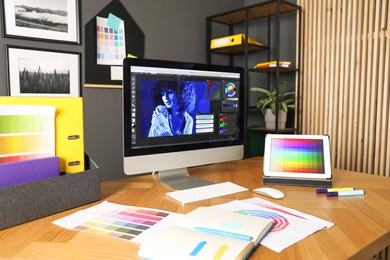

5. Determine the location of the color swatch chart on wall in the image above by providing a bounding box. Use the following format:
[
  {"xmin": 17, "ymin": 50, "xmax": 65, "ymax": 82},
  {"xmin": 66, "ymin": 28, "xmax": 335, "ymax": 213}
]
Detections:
[
  {"xmin": 0, "ymin": 105, "xmax": 55, "ymax": 164},
  {"xmin": 96, "ymin": 14, "xmax": 126, "ymax": 66},
  {"xmin": 53, "ymin": 201, "xmax": 181, "ymax": 244}
]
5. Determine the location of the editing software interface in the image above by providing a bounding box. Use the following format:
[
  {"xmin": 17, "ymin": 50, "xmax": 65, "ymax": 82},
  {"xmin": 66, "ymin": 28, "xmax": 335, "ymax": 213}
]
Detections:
[{"xmin": 127, "ymin": 65, "xmax": 242, "ymax": 153}]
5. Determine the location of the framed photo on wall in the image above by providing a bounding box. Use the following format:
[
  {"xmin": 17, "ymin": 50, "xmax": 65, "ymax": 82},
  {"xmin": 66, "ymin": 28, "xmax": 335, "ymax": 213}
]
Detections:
[
  {"xmin": 2, "ymin": 0, "xmax": 80, "ymax": 44},
  {"xmin": 6, "ymin": 46, "xmax": 81, "ymax": 97}
]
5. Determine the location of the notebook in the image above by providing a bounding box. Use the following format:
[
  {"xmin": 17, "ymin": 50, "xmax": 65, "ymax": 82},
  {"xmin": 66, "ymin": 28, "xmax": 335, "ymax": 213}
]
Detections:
[
  {"xmin": 137, "ymin": 206, "xmax": 273, "ymax": 260},
  {"xmin": 263, "ymin": 134, "xmax": 332, "ymax": 187}
]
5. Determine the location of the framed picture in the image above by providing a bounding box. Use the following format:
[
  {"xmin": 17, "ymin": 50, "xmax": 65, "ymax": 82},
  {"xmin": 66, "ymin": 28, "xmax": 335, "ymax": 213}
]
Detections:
[
  {"xmin": 2, "ymin": 0, "xmax": 80, "ymax": 44},
  {"xmin": 7, "ymin": 46, "xmax": 81, "ymax": 97}
]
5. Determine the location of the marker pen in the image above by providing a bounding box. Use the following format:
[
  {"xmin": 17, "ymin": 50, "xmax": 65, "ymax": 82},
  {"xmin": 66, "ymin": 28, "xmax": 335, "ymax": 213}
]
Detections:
[
  {"xmin": 316, "ymin": 187, "xmax": 354, "ymax": 194},
  {"xmin": 326, "ymin": 190, "xmax": 365, "ymax": 197}
]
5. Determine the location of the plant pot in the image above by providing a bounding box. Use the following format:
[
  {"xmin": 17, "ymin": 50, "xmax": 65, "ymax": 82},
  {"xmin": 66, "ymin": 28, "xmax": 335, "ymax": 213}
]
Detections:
[{"xmin": 264, "ymin": 109, "xmax": 287, "ymax": 130}]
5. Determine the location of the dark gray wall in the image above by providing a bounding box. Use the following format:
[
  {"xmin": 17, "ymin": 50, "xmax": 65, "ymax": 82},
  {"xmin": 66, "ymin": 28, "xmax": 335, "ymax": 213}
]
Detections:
[
  {"xmin": 0, "ymin": 0, "xmax": 297, "ymax": 181},
  {"xmin": 0, "ymin": 0, "xmax": 244, "ymax": 181}
]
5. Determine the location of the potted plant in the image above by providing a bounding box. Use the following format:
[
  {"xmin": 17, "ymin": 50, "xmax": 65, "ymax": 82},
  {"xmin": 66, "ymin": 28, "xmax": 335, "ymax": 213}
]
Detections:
[{"xmin": 250, "ymin": 85, "xmax": 295, "ymax": 130}]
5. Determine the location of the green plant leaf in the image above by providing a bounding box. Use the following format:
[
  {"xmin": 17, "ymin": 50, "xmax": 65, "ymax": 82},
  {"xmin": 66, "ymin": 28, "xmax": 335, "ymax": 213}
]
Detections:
[
  {"xmin": 250, "ymin": 87, "xmax": 271, "ymax": 95},
  {"xmin": 280, "ymin": 102, "xmax": 288, "ymax": 112},
  {"xmin": 283, "ymin": 98, "xmax": 295, "ymax": 105},
  {"xmin": 261, "ymin": 99, "xmax": 273, "ymax": 113},
  {"xmin": 270, "ymin": 103, "xmax": 276, "ymax": 115},
  {"xmin": 279, "ymin": 91, "xmax": 295, "ymax": 97}
]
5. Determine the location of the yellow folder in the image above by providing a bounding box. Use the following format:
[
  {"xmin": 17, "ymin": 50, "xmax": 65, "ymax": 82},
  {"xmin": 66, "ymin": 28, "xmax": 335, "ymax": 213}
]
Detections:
[
  {"xmin": 0, "ymin": 97, "xmax": 84, "ymax": 174},
  {"xmin": 210, "ymin": 33, "xmax": 263, "ymax": 49}
]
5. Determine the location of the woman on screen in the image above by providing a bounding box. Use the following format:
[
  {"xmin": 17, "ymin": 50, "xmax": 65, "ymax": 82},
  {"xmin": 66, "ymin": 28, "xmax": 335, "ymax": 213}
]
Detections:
[{"xmin": 148, "ymin": 80, "xmax": 196, "ymax": 137}]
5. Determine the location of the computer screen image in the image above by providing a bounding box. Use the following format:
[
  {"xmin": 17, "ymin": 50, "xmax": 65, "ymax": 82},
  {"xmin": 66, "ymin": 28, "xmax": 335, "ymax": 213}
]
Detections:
[{"xmin": 123, "ymin": 58, "xmax": 244, "ymax": 190}]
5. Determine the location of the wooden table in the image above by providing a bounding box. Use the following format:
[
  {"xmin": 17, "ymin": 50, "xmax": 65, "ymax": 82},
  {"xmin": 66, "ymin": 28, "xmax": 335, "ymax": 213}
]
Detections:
[{"xmin": 1, "ymin": 157, "xmax": 390, "ymax": 259}]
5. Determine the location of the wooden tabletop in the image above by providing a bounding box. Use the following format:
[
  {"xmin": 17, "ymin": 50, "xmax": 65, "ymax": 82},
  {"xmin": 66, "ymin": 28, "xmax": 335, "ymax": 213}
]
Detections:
[{"xmin": 1, "ymin": 157, "xmax": 390, "ymax": 259}]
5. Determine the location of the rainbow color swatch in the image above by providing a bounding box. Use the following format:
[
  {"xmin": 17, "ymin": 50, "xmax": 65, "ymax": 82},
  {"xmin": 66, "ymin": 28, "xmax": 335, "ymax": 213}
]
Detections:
[
  {"xmin": 0, "ymin": 105, "xmax": 55, "ymax": 164},
  {"xmin": 270, "ymin": 138, "xmax": 324, "ymax": 174},
  {"xmin": 73, "ymin": 205, "xmax": 171, "ymax": 241},
  {"xmin": 236, "ymin": 209, "xmax": 289, "ymax": 232}
]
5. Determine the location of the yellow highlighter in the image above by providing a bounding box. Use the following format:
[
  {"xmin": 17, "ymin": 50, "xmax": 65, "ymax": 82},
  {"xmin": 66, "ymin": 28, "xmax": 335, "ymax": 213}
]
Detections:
[{"xmin": 316, "ymin": 187, "xmax": 354, "ymax": 194}]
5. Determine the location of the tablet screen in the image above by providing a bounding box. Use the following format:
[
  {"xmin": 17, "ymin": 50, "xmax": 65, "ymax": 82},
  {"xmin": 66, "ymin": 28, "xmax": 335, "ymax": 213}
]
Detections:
[
  {"xmin": 263, "ymin": 134, "xmax": 331, "ymax": 179},
  {"xmin": 270, "ymin": 138, "xmax": 324, "ymax": 173}
]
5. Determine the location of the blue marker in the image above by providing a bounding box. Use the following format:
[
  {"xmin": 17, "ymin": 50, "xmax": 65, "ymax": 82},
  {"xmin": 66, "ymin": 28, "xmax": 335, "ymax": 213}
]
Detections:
[
  {"xmin": 194, "ymin": 227, "xmax": 253, "ymax": 241},
  {"xmin": 327, "ymin": 190, "xmax": 365, "ymax": 197}
]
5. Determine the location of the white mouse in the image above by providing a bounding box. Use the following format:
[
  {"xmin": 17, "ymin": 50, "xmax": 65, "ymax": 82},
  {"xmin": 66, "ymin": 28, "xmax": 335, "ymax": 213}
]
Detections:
[{"xmin": 253, "ymin": 187, "xmax": 285, "ymax": 199}]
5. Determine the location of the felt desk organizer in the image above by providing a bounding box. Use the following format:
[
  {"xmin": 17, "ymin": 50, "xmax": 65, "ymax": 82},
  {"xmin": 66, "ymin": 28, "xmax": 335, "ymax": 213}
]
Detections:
[{"xmin": 0, "ymin": 154, "xmax": 100, "ymax": 230}]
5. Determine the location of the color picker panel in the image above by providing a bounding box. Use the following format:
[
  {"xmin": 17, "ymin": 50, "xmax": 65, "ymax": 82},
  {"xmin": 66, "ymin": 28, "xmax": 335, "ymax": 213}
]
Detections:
[{"xmin": 270, "ymin": 138, "xmax": 324, "ymax": 174}]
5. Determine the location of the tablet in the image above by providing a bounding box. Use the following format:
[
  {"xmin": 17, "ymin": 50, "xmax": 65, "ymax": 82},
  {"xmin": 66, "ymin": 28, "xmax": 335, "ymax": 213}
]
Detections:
[{"xmin": 263, "ymin": 134, "xmax": 332, "ymax": 186}]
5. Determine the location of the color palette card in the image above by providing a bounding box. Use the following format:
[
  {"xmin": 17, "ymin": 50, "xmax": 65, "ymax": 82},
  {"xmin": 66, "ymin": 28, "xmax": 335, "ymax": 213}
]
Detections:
[
  {"xmin": 0, "ymin": 104, "xmax": 56, "ymax": 164},
  {"xmin": 53, "ymin": 201, "xmax": 182, "ymax": 244},
  {"xmin": 96, "ymin": 15, "xmax": 126, "ymax": 66}
]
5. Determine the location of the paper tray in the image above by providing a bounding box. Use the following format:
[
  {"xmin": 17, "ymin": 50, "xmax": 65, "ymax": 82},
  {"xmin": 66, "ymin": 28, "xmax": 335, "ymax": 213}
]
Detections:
[{"xmin": 0, "ymin": 154, "xmax": 101, "ymax": 230}]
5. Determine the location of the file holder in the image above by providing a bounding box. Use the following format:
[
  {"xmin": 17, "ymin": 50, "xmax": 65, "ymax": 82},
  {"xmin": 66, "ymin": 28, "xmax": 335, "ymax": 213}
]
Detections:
[{"xmin": 0, "ymin": 154, "xmax": 100, "ymax": 230}]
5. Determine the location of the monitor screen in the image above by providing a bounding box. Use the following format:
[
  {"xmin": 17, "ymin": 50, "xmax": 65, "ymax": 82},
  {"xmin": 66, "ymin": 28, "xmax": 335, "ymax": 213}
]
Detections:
[{"xmin": 122, "ymin": 58, "xmax": 244, "ymax": 190}]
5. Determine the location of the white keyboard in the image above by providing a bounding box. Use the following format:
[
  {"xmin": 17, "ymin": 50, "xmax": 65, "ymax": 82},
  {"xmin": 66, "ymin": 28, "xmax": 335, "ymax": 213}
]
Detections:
[{"xmin": 166, "ymin": 181, "xmax": 248, "ymax": 204}]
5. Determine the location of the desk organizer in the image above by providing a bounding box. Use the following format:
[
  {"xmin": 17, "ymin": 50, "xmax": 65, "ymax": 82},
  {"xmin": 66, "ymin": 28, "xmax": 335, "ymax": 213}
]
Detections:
[{"xmin": 0, "ymin": 154, "xmax": 100, "ymax": 230}]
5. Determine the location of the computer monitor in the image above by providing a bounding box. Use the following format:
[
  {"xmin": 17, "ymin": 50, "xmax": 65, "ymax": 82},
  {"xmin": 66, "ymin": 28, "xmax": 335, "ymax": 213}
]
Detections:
[{"xmin": 122, "ymin": 58, "xmax": 244, "ymax": 190}]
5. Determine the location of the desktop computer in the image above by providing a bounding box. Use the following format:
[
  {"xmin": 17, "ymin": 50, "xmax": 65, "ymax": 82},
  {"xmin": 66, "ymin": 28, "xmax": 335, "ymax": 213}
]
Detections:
[{"xmin": 122, "ymin": 58, "xmax": 245, "ymax": 190}]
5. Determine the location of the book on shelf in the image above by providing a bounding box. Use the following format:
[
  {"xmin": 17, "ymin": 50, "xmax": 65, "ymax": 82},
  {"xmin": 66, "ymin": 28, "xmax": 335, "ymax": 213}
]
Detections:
[
  {"xmin": 137, "ymin": 206, "xmax": 274, "ymax": 260},
  {"xmin": 254, "ymin": 60, "xmax": 292, "ymax": 69}
]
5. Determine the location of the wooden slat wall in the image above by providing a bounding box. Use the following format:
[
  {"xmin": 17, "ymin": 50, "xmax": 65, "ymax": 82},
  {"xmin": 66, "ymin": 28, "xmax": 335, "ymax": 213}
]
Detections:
[{"xmin": 298, "ymin": 0, "xmax": 390, "ymax": 176}]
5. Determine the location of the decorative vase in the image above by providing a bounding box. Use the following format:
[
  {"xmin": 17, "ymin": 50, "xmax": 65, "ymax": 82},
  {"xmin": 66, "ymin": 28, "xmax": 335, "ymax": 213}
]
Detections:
[{"xmin": 264, "ymin": 109, "xmax": 287, "ymax": 130}]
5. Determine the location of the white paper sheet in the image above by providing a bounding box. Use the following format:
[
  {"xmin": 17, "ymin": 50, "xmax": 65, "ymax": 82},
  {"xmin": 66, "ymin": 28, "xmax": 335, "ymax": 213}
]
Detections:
[
  {"xmin": 53, "ymin": 201, "xmax": 182, "ymax": 244},
  {"xmin": 210, "ymin": 198, "xmax": 334, "ymax": 252}
]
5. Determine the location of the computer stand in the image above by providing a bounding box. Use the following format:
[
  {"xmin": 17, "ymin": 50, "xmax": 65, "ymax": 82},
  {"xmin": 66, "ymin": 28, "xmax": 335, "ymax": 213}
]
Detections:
[{"xmin": 158, "ymin": 168, "xmax": 213, "ymax": 190}]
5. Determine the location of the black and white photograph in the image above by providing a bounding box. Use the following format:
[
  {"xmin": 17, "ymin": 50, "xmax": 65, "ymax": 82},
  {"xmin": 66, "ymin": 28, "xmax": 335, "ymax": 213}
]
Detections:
[
  {"xmin": 7, "ymin": 46, "xmax": 80, "ymax": 97},
  {"xmin": 2, "ymin": 0, "xmax": 80, "ymax": 43}
]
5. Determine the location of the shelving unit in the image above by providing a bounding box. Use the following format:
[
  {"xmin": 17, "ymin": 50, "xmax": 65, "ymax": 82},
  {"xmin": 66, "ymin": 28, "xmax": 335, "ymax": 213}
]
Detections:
[{"xmin": 206, "ymin": 0, "xmax": 301, "ymax": 157}]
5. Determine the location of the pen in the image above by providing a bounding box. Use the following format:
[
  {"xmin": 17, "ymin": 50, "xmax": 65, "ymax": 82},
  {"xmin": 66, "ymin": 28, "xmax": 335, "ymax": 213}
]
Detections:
[
  {"xmin": 326, "ymin": 190, "xmax": 365, "ymax": 197},
  {"xmin": 316, "ymin": 187, "xmax": 354, "ymax": 194},
  {"xmin": 193, "ymin": 226, "xmax": 253, "ymax": 241}
]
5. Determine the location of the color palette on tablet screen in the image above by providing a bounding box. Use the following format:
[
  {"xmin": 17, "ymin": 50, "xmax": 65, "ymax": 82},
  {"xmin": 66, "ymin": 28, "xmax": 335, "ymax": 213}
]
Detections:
[
  {"xmin": 270, "ymin": 138, "xmax": 324, "ymax": 174},
  {"xmin": 74, "ymin": 206, "xmax": 171, "ymax": 241}
]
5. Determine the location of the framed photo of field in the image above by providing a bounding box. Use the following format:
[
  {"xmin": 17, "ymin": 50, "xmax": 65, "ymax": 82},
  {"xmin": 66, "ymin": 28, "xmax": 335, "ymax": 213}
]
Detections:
[
  {"xmin": 6, "ymin": 46, "xmax": 81, "ymax": 97},
  {"xmin": 2, "ymin": 0, "xmax": 80, "ymax": 44}
]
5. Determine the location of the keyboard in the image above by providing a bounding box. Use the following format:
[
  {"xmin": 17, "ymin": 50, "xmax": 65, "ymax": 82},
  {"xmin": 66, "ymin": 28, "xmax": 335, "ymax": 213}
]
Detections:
[{"xmin": 166, "ymin": 181, "xmax": 248, "ymax": 204}]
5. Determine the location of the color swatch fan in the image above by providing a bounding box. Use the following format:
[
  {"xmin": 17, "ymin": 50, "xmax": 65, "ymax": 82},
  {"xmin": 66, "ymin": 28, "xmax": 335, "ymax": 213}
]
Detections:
[{"xmin": 0, "ymin": 104, "xmax": 56, "ymax": 164}]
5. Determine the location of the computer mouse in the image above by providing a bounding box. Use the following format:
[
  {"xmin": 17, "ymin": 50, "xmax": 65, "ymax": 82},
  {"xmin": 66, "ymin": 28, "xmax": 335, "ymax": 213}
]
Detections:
[{"xmin": 252, "ymin": 187, "xmax": 285, "ymax": 199}]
